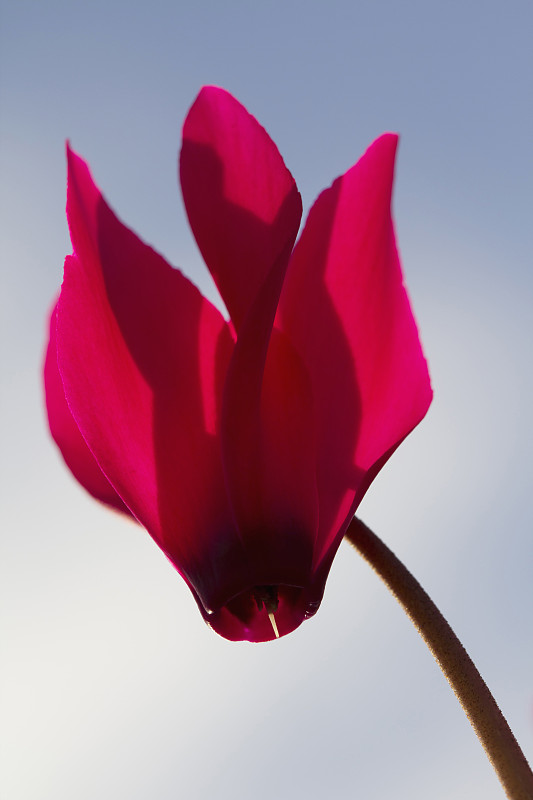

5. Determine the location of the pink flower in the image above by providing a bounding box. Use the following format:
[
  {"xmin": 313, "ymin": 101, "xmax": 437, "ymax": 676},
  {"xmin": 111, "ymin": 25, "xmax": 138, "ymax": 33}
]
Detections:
[{"xmin": 44, "ymin": 87, "xmax": 432, "ymax": 642}]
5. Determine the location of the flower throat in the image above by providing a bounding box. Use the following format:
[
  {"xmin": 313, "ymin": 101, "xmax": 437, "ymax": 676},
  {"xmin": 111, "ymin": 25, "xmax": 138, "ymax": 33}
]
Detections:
[{"xmin": 252, "ymin": 585, "xmax": 280, "ymax": 638}]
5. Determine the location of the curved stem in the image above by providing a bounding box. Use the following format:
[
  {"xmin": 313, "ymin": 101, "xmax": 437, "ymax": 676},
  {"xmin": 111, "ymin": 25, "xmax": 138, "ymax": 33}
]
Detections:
[{"xmin": 345, "ymin": 516, "xmax": 533, "ymax": 800}]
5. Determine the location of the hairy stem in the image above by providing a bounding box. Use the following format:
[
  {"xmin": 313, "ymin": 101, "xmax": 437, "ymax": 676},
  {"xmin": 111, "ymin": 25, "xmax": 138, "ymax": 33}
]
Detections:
[{"xmin": 345, "ymin": 516, "xmax": 533, "ymax": 799}]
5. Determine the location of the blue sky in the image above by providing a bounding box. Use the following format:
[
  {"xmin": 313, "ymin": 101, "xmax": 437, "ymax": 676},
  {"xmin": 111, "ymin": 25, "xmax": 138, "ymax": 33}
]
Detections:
[{"xmin": 1, "ymin": 2, "xmax": 532, "ymax": 798}]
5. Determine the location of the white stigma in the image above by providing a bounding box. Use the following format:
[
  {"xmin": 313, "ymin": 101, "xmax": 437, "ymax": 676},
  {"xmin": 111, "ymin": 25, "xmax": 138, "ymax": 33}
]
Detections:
[{"xmin": 268, "ymin": 612, "xmax": 280, "ymax": 639}]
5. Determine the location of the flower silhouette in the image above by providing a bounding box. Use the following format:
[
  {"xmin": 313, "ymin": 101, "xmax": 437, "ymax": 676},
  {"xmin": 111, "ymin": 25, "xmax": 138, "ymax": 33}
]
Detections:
[{"xmin": 45, "ymin": 87, "xmax": 432, "ymax": 642}]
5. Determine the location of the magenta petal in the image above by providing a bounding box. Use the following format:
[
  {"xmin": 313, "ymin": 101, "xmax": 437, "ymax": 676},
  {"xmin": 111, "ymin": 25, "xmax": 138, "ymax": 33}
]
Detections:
[
  {"xmin": 56, "ymin": 147, "xmax": 243, "ymax": 612},
  {"xmin": 180, "ymin": 86, "xmax": 302, "ymax": 330},
  {"xmin": 44, "ymin": 302, "xmax": 132, "ymax": 516},
  {"xmin": 279, "ymin": 134, "xmax": 432, "ymax": 566}
]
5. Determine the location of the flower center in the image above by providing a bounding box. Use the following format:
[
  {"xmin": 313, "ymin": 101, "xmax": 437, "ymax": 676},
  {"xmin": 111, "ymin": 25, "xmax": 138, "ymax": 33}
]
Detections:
[{"xmin": 252, "ymin": 585, "xmax": 279, "ymax": 613}]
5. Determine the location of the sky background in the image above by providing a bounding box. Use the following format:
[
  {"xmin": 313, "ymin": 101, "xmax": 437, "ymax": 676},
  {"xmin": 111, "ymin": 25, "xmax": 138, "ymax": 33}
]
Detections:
[{"xmin": 1, "ymin": 1, "xmax": 532, "ymax": 798}]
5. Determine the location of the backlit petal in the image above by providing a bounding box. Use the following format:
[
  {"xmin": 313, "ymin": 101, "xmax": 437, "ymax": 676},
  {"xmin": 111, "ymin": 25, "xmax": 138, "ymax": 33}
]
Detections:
[
  {"xmin": 279, "ymin": 134, "xmax": 432, "ymax": 567},
  {"xmin": 180, "ymin": 86, "xmax": 302, "ymax": 330},
  {"xmin": 57, "ymin": 147, "xmax": 242, "ymax": 611}
]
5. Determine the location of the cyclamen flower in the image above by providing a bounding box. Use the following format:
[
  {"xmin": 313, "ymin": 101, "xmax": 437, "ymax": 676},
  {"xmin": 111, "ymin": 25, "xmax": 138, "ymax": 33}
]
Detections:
[{"xmin": 44, "ymin": 87, "xmax": 432, "ymax": 642}]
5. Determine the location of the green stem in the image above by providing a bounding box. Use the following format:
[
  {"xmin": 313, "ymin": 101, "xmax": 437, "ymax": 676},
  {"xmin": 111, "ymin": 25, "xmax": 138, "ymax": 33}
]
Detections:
[{"xmin": 345, "ymin": 516, "xmax": 533, "ymax": 800}]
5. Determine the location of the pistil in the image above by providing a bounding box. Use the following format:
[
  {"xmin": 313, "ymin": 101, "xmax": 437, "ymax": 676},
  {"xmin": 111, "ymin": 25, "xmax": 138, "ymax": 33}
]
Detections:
[
  {"xmin": 267, "ymin": 612, "xmax": 280, "ymax": 639},
  {"xmin": 253, "ymin": 585, "xmax": 280, "ymax": 639}
]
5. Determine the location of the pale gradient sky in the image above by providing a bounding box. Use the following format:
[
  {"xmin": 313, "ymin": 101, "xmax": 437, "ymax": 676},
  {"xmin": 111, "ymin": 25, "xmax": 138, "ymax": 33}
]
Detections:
[{"xmin": 1, "ymin": 2, "xmax": 532, "ymax": 798}]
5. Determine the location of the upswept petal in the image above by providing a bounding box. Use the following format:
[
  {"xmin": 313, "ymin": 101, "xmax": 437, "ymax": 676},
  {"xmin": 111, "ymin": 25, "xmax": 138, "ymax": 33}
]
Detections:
[
  {"xmin": 56, "ymin": 147, "xmax": 242, "ymax": 612},
  {"xmin": 279, "ymin": 134, "xmax": 432, "ymax": 566},
  {"xmin": 180, "ymin": 86, "xmax": 302, "ymax": 331},
  {"xmin": 181, "ymin": 87, "xmax": 316, "ymax": 626},
  {"xmin": 44, "ymin": 302, "xmax": 132, "ymax": 516}
]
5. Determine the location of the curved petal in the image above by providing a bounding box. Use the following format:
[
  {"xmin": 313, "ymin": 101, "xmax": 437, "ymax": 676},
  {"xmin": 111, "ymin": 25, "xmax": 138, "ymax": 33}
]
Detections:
[
  {"xmin": 44, "ymin": 301, "xmax": 132, "ymax": 516},
  {"xmin": 181, "ymin": 88, "xmax": 316, "ymax": 609},
  {"xmin": 279, "ymin": 134, "xmax": 432, "ymax": 566},
  {"xmin": 180, "ymin": 86, "xmax": 302, "ymax": 331},
  {"xmin": 57, "ymin": 147, "xmax": 244, "ymax": 612}
]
